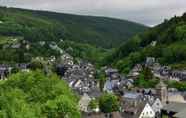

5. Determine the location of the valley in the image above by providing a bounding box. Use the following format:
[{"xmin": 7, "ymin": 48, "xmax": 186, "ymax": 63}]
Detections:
[{"xmin": 0, "ymin": 6, "xmax": 186, "ymax": 118}]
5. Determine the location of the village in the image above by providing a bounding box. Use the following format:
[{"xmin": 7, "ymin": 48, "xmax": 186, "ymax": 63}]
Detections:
[
  {"xmin": 0, "ymin": 1, "xmax": 186, "ymax": 118},
  {"xmin": 1, "ymin": 53, "xmax": 186, "ymax": 118},
  {"xmin": 51, "ymin": 55, "xmax": 186, "ymax": 118}
]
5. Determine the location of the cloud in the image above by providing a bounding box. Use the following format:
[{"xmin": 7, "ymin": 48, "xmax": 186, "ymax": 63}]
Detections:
[{"xmin": 0, "ymin": 0, "xmax": 186, "ymax": 26}]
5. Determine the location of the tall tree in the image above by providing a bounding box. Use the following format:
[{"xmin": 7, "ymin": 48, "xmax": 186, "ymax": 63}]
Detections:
[{"xmin": 99, "ymin": 93, "xmax": 120, "ymax": 113}]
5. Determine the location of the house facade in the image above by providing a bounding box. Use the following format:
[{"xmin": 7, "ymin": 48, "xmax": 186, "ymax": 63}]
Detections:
[{"xmin": 139, "ymin": 103, "xmax": 155, "ymax": 118}]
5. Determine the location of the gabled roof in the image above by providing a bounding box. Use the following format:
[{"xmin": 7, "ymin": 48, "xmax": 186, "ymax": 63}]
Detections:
[
  {"xmin": 139, "ymin": 103, "xmax": 155, "ymax": 118},
  {"xmin": 151, "ymin": 98, "xmax": 163, "ymax": 113}
]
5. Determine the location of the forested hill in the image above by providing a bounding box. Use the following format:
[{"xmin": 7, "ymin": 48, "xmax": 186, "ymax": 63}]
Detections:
[
  {"xmin": 0, "ymin": 6, "xmax": 147, "ymax": 48},
  {"xmin": 104, "ymin": 13, "xmax": 186, "ymax": 73}
]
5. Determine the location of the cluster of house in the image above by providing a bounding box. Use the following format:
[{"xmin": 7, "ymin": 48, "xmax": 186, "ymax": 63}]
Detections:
[
  {"xmin": 81, "ymin": 78, "xmax": 186, "ymax": 118},
  {"xmin": 55, "ymin": 53, "xmax": 100, "ymax": 95},
  {"xmin": 146, "ymin": 57, "xmax": 186, "ymax": 81},
  {"xmin": 78, "ymin": 57, "xmax": 186, "ymax": 118},
  {"xmin": 121, "ymin": 81, "xmax": 185, "ymax": 118},
  {"xmin": 127, "ymin": 64, "xmax": 143, "ymax": 79},
  {"xmin": 65, "ymin": 62, "xmax": 98, "ymax": 94},
  {"xmin": 128, "ymin": 57, "xmax": 186, "ymax": 82},
  {"xmin": 2, "ymin": 50, "xmax": 186, "ymax": 118},
  {"xmin": 153, "ymin": 66, "xmax": 186, "ymax": 82},
  {"xmin": 5, "ymin": 54, "xmax": 180, "ymax": 118},
  {"xmin": 103, "ymin": 67, "xmax": 134, "ymax": 93},
  {"xmin": 0, "ymin": 63, "xmax": 30, "ymax": 80},
  {"xmin": 1, "ymin": 50, "xmax": 186, "ymax": 118}
]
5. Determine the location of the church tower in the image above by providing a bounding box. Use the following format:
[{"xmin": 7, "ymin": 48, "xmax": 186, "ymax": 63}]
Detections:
[{"xmin": 156, "ymin": 81, "xmax": 168, "ymax": 103}]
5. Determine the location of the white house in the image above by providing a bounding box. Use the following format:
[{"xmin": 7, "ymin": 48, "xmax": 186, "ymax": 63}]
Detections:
[{"xmin": 139, "ymin": 103, "xmax": 155, "ymax": 118}]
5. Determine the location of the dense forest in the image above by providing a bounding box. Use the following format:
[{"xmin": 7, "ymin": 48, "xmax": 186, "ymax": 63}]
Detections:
[
  {"xmin": 0, "ymin": 6, "xmax": 147, "ymax": 48},
  {"xmin": 32, "ymin": 9, "xmax": 147, "ymax": 48},
  {"xmin": 104, "ymin": 13, "xmax": 186, "ymax": 73}
]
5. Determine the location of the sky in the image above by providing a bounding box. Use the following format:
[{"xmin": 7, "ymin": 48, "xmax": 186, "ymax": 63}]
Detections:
[{"xmin": 0, "ymin": 0, "xmax": 186, "ymax": 26}]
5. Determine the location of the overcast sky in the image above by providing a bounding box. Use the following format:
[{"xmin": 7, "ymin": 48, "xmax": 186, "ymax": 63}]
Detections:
[{"xmin": 0, "ymin": 0, "xmax": 186, "ymax": 26}]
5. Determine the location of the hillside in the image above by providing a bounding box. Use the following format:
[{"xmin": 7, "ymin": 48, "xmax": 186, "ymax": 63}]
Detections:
[
  {"xmin": 104, "ymin": 13, "xmax": 186, "ymax": 73},
  {"xmin": 0, "ymin": 6, "xmax": 147, "ymax": 64},
  {"xmin": 0, "ymin": 6, "xmax": 147, "ymax": 48}
]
